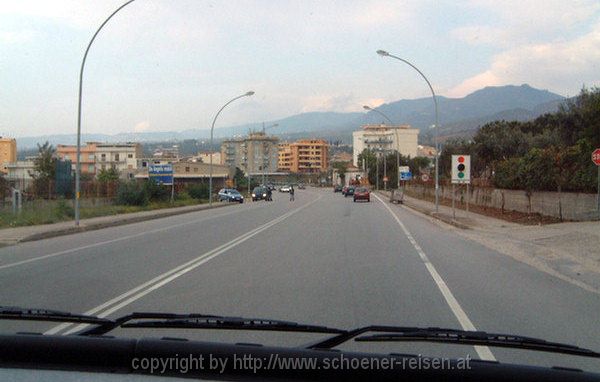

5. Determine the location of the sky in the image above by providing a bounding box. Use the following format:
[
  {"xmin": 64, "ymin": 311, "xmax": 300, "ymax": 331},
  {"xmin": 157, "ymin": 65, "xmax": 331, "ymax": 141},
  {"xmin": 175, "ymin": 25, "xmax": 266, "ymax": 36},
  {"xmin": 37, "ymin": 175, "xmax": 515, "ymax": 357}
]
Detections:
[{"xmin": 1, "ymin": 0, "xmax": 599, "ymax": 138}]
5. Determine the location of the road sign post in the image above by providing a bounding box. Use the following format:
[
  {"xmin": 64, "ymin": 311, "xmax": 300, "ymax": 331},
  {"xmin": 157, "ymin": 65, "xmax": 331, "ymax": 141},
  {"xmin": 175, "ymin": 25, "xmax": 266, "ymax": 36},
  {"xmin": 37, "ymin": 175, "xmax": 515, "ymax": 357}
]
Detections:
[
  {"xmin": 451, "ymin": 155, "xmax": 471, "ymax": 219},
  {"xmin": 148, "ymin": 164, "xmax": 174, "ymax": 202},
  {"xmin": 593, "ymin": 148, "xmax": 600, "ymax": 218}
]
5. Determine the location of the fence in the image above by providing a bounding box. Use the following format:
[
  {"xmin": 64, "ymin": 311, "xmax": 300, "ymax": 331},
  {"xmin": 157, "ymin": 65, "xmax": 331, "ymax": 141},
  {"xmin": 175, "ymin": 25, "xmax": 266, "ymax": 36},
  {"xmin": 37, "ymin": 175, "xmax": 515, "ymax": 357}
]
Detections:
[{"xmin": 405, "ymin": 181, "xmax": 599, "ymax": 221}]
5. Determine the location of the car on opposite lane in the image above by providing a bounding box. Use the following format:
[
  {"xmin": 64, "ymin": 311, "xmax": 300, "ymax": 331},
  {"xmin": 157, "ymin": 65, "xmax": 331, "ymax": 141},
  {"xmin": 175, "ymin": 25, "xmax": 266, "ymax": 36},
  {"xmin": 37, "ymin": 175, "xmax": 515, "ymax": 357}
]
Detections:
[
  {"xmin": 279, "ymin": 185, "xmax": 291, "ymax": 192},
  {"xmin": 344, "ymin": 186, "xmax": 355, "ymax": 197},
  {"xmin": 251, "ymin": 186, "xmax": 268, "ymax": 201},
  {"xmin": 218, "ymin": 188, "xmax": 244, "ymax": 203}
]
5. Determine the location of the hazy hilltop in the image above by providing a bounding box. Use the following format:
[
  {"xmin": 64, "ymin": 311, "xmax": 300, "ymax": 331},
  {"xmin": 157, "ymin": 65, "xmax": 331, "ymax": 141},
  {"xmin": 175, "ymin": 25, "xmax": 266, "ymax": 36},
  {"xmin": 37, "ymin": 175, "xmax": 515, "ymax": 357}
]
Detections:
[{"xmin": 16, "ymin": 84, "xmax": 565, "ymax": 150}]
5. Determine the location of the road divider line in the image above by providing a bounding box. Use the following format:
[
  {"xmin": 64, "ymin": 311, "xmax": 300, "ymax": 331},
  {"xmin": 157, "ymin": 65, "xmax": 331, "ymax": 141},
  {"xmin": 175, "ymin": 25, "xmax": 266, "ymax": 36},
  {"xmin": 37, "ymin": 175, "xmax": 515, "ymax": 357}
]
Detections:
[
  {"xmin": 45, "ymin": 195, "xmax": 322, "ymax": 335},
  {"xmin": 0, "ymin": 202, "xmax": 268, "ymax": 271},
  {"xmin": 374, "ymin": 193, "xmax": 496, "ymax": 362}
]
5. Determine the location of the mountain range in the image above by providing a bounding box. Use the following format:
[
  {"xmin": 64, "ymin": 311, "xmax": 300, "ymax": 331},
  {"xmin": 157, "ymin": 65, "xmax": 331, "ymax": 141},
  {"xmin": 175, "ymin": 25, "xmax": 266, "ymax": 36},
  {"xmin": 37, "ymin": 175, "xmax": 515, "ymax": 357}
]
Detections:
[{"xmin": 16, "ymin": 84, "xmax": 565, "ymax": 151}]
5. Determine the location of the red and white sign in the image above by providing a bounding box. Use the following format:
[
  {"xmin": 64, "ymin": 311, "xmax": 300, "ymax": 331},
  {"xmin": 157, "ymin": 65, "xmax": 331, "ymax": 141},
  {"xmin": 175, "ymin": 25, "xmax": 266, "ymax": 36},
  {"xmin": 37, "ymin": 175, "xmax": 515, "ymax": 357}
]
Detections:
[
  {"xmin": 383, "ymin": 176, "xmax": 389, "ymax": 182},
  {"xmin": 421, "ymin": 174, "xmax": 429, "ymax": 182},
  {"xmin": 592, "ymin": 148, "xmax": 600, "ymax": 166}
]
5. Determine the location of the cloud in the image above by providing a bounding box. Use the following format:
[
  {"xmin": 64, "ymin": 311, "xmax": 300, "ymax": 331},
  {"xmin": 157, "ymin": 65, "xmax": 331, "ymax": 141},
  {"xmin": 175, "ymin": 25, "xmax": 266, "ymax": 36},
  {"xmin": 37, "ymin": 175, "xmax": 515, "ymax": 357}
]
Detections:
[
  {"xmin": 133, "ymin": 120, "xmax": 150, "ymax": 133},
  {"xmin": 453, "ymin": 0, "xmax": 600, "ymax": 46},
  {"xmin": 449, "ymin": 23, "xmax": 600, "ymax": 97},
  {"xmin": 0, "ymin": 30, "xmax": 35, "ymax": 44}
]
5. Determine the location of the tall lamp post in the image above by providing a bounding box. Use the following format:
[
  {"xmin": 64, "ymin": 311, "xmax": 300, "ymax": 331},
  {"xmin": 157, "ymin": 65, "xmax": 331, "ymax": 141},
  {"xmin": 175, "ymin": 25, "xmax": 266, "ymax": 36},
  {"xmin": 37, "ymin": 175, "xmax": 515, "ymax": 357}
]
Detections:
[
  {"xmin": 209, "ymin": 91, "xmax": 255, "ymax": 206},
  {"xmin": 376, "ymin": 49, "xmax": 440, "ymax": 212},
  {"xmin": 364, "ymin": 105, "xmax": 400, "ymax": 190},
  {"xmin": 75, "ymin": 0, "xmax": 136, "ymax": 226},
  {"xmin": 262, "ymin": 123, "xmax": 278, "ymax": 185}
]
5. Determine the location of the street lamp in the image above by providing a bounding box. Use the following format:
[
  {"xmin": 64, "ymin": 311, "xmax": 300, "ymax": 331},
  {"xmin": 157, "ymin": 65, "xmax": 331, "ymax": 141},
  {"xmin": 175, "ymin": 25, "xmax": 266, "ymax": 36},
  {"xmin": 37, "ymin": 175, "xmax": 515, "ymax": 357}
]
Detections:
[
  {"xmin": 209, "ymin": 91, "xmax": 255, "ymax": 206},
  {"xmin": 377, "ymin": 49, "xmax": 440, "ymax": 212},
  {"xmin": 74, "ymin": 0, "xmax": 136, "ymax": 226},
  {"xmin": 261, "ymin": 123, "xmax": 278, "ymax": 185},
  {"xmin": 363, "ymin": 105, "xmax": 392, "ymax": 125},
  {"xmin": 364, "ymin": 105, "xmax": 400, "ymax": 190}
]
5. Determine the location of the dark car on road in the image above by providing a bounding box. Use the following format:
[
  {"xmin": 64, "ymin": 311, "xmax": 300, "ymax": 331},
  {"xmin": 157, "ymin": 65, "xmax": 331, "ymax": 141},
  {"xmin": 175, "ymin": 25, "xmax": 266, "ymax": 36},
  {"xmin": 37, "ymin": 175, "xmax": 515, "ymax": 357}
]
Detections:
[
  {"xmin": 344, "ymin": 186, "xmax": 355, "ymax": 197},
  {"xmin": 251, "ymin": 186, "xmax": 268, "ymax": 201},
  {"xmin": 333, "ymin": 184, "xmax": 343, "ymax": 193},
  {"xmin": 218, "ymin": 188, "xmax": 244, "ymax": 203},
  {"xmin": 353, "ymin": 187, "xmax": 370, "ymax": 202}
]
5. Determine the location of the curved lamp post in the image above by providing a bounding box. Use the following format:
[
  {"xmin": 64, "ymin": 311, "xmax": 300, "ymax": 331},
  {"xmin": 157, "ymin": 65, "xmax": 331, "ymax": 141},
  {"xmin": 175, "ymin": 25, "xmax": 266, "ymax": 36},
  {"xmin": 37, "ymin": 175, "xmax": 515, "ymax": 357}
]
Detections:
[
  {"xmin": 363, "ymin": 105, "xmax": 392, "ymax": 125},
  {"xmin": 209, "ymin": 91, "xmax": 255, "ymax": 206},
  {"xmin": 364, "ymin": 105, "xmax": 401, "ymax": 189},
  {"xmin": 376, "ymin": 49, "xmax": 440, "ymax": 212},
  {"xmin": 75, "ymin": 0, "xmax": 136, "ymax": 226}
]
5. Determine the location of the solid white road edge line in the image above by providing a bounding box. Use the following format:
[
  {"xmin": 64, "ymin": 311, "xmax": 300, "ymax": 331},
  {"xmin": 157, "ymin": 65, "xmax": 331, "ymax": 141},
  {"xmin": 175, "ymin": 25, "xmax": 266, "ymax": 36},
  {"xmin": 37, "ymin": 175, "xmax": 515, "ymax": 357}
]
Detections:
[{"xmin": 374, "ymin": 193, "xmax": 496, "ymax": 361}]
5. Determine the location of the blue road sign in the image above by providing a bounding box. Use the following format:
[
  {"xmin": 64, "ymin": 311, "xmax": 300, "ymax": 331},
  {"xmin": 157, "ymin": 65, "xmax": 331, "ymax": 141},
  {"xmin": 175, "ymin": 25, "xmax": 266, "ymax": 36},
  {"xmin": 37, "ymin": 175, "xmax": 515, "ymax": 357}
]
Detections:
[
  {"xmin": 149, "ymin": 164, "xmax": 173, "ymax": 185},
  {"xmin": 400, "ymin": 171, "xmax": 412, "ymax": 181}
]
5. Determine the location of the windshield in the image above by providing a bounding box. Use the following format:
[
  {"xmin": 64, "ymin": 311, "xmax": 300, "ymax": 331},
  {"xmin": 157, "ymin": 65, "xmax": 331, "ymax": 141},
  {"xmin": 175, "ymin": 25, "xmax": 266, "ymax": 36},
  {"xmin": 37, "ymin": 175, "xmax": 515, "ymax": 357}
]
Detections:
[{"xmin": 0, "ymin": 0, "xmax": 599, "ymax": 377}]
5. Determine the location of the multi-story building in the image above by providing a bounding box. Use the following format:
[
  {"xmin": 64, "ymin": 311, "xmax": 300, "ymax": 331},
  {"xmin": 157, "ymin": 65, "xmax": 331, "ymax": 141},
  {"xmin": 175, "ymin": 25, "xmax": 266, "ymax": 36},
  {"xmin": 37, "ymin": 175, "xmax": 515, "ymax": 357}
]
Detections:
[
  {"xmin": 0, "ymin": 137, "xmax": 17, "ymax": 174},
  {"xmin": 5, "ymin": 159, "xmax": 36, "ymax": 190},
  {"xmin": 278, "ymin": 139, "xmax": 329, "ymax": 174},
  {"xmin": 221, "ymin": 132, "xmax": 279, "ymax": 175},
  {"xmin": 352, "ymin": 124, "xmax": 419, "ymax": 166},
  {"xmin": 57, "ymin": 142, "xmax": 143, "ymax": 179},
  {"xmin": 57, "ymin": 142, "xmax": 97, "ymax": 175}
]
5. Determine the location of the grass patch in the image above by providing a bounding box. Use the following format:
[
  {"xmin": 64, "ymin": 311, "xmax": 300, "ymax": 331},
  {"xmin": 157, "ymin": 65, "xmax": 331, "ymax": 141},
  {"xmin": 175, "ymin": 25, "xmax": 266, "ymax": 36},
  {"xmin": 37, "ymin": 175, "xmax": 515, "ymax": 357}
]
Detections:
[{"xmin": 0, "ymin": 196, "xmax": 208, "ymax": 229}]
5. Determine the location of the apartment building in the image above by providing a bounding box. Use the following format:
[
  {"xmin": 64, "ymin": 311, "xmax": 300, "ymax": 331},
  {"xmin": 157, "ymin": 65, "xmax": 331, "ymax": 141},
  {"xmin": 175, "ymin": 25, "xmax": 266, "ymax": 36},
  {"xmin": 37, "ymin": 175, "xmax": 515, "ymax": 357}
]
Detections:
[
  {"xmin": 57, "ymin": 142, "xmax": 143, "ymax": 179},
  {"xmin": 221, "ymin": 132, "xmax": 279, "ymax": 175},
  {"xmin": 57, "ymin": 143, "xmax": 97, "ymax": 175},
  {"xmin": 278, "ymin": 139, "xmax": 329, "ymax": 174},
  {"xmin": 352, "ymin": 124, "xmax": 419, "ymax": 166},
  {"xmin": 0, "ymin": 137, "xmax": 17, "ymax": 174}
]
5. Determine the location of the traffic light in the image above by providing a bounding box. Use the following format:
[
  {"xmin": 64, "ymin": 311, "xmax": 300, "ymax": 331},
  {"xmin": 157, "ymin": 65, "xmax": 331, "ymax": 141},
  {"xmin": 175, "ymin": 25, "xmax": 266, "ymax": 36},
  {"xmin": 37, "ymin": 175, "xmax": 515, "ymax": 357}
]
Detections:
[{"xmin": 451, "ymin": 155, "xmax": 470, "ymax": 184}]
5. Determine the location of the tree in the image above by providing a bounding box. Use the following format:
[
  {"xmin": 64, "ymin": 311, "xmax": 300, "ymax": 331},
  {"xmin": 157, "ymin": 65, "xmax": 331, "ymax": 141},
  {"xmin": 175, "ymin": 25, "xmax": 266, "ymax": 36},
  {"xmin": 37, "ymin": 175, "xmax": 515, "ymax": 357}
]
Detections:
[
  {"xmin": 97, "ymin": 167, "xmax": 120, "ymax": 183},
  {"xmin": 30, "ymin": 141, "xmax": 56, "ymax": 198},
  {"xmin": 332, "ymin": 161, "xmax": 348, "ymax": 184},
  {"xmin": 233, "ymin": 167, "xmax": 246, "ymax": 188}
]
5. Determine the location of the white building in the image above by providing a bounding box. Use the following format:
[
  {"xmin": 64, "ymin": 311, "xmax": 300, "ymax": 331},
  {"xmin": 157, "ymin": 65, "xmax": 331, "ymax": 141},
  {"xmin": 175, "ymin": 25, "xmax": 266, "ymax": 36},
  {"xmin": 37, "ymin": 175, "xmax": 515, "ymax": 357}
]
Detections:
[
  {"xmin": 352, "ymin": 124, "xmax": 419, "ymax": 166},
  {"xmin": 5, "ymin": 159, "xmax": 37, "ymax": 190},
  {"xmin": 95, "ymin": 143, "xmax": 143, "ymax": 179}
]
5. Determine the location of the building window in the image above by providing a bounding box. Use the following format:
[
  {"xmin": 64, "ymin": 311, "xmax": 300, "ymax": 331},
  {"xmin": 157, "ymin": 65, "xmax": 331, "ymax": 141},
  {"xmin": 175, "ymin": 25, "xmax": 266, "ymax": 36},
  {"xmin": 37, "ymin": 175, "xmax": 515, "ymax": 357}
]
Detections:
[
  {"xmin": 88, "ymin": 154, "xmax": 94, "ymax": 160},
  {"xmin": 185, "ymin": 167, "xmax": 190, "ymax": 172},
  {"xmin": 115, "ymin": 154, "xmax": 120, "ymax": 161},
  {"xmin": 88, "ymin": 164, "xmax": 94, "ymax": 172},
  {"xmin": 64, "ymin": 155, "xmax": 70, "ymax": 160},
  {"xmin": 101, "ymin": 153, "xmax": 106, "ymax": 161},
  {"xmin": 128, "ymin": 154, "xmax": 133, "ymax": 158}
]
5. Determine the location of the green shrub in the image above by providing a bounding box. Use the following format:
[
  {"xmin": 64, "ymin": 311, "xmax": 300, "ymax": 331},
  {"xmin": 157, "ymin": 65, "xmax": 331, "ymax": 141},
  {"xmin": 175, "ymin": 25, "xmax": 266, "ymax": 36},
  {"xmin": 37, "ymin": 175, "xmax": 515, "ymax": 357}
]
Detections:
[
  {"xmin": 187, "ymin": 184, "xmax": 209, "ymax": 200},
  {"xmin": 55, "ymin": 198, "xmax": 75, "ymax": 218},
  {"xmin": 117, "ymin": 182, "xmax": 148, "ymax": 206},
  {"xmin": 143, "ymin": 180, "xmax": 170, "ymax": 202}
]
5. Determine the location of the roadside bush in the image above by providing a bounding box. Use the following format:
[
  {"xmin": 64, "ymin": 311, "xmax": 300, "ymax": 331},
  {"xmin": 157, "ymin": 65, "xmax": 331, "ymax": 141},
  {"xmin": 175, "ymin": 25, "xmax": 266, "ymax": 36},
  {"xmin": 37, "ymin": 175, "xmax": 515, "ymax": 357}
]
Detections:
[
  {"xmin": 55, "ymin": 198, "xmax": 75, "ymax": 218},
  {"xmin": 187, "ymin": 184, "xmax": 209, "ymax": 200},
  {"xmin": 143, "ymin": 180, "xmax": 170, "ymax": 202},
  {"xmin": 117, "ymin": 182, "xmax": 148, "ymax": 206}
]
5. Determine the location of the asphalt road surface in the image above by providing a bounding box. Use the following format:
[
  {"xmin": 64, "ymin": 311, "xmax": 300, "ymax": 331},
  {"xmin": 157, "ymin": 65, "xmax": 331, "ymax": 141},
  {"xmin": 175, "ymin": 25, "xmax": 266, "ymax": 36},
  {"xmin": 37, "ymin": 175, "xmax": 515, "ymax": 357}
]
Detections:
[{"xmin": 1, "ymin": 187, "xmax": 599, "ymax": 372}]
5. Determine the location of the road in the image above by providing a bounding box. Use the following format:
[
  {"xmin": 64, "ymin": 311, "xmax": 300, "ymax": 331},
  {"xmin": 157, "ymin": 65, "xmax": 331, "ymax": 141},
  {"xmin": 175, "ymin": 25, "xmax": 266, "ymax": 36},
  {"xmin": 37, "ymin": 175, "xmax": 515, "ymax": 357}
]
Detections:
[{"xmin": 0, "ymin": 187, "xmax": 599, "ymax": 372}]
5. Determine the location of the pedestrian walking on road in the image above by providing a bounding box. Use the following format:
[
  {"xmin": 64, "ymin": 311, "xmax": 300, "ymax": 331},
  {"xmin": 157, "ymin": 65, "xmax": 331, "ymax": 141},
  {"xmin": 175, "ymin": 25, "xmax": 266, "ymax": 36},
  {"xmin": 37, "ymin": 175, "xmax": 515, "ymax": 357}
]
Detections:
[{"xmin": 289, "ymin": 186, "xmax": 295, "ymax": 201}]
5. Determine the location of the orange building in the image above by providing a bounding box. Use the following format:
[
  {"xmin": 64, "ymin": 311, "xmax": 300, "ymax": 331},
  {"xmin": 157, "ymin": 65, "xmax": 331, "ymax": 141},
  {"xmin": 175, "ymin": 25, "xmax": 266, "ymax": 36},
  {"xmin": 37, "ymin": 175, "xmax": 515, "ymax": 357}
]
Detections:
[
  {"xmin": 56, "ymin": 143, "xmax": 98, "ymax": 175},
  {"xmin": 278, "ymin": 139, "xmax": 329, "ymax": 173},
  {"xmin": 0, "ymin": 137, "xmax": 17, "ymax": 174}
]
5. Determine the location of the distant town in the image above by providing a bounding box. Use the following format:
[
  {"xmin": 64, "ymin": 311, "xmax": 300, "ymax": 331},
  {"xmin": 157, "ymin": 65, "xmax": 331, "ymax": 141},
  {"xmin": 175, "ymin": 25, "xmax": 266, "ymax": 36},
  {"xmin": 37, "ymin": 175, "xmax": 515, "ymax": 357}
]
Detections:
[{"xmin": 1, "ymin": 123, "xmax": 436, "ymax": 195}]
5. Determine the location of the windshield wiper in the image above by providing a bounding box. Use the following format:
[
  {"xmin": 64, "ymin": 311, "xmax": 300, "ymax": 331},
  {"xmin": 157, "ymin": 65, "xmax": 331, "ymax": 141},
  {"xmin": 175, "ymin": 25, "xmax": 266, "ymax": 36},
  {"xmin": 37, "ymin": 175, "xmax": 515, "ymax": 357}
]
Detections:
[
  {"xmin": 308, "ymin": 325, "xmax": 600, "ymax": 359},
  {"xmin": 0, "ymin": 306, "xmax": 110, "ymax": 325},
  {"xmin": 79, "ymin": 312, "xmax": 345, "ymax": 336}
]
